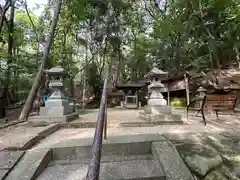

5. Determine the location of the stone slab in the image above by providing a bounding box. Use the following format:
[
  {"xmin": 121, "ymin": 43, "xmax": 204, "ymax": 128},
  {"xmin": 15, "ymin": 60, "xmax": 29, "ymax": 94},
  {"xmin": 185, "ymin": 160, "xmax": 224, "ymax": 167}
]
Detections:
[
  {"xmin": 28, "ymin": 113, "xmax": 78, "ymax": 125},
  {"xmin": 139, "ymin": 112, "xmax": 183, "ymax": 125},
  {"xmin": 176, "ymin": 143, "xmax": 222, "ymax": 177},
  {"xmin": 206, "ymin": 134, "xmax": 240, "ymax": 154},
  {"xmin": 4, "ymin": 123, "xmax": 59, "ymax": 150},
  {"xmin": 220, "ymin": 131, "xmax": 240, "ymax": 140},
  {"xmin": 5, "ymin": 149, "xmax": 52, "ymax": 180},
  {"xmin": 152, "ymin": 141, "xmax": 194, "ymax": 180},
  {"xmin": 0, "ymin": 126, "xmax": 46, "ymax": 150},
  {"xmin": 0, "ymin": 170, "xmax": 7, "ymax": 180},
  {"xmin": 36, "ymin": 164, "xmax": 88, "ymax": 180},
  {"xmin": 37, "ymin": 159, "xmax": 165, "ymax": 180},
  {"xmin": 52, "ymin": 134, "xmax": 166, "ymax": 161},
  {"xmin": 40, "ymin": 104, "xmax": 73, "ymax": 116},
  {"xmin": 0, "ymin": 151, "xmax": 25, "ymax": 169},
  {"xmin": 50, "ymin": 133, "xmax": 166, "ymax": 149},
  {"xmin": 99, "ymin": 159, "xmax": 165, "ymax": 180},
  {"xmin": 163, "ymin": 133, "xmax": 230, "ymax": 145},
  {"xmin": 144, "ymin": 105, "xmax": 172, "ymax": 114},
  {"xmin": 163, "ymin": 132, "xmax": 205, "ymax": 144},
  {"xmin": 0, "ymin": 120, "xmax": 25, "ymax": 129},
  {"xmin": 51, "ymin": 154, "xmax": 153, "ymax": 165},
  {"xmin": 0, "ymin": 151, "xmax": 25, "ymax": 180}
]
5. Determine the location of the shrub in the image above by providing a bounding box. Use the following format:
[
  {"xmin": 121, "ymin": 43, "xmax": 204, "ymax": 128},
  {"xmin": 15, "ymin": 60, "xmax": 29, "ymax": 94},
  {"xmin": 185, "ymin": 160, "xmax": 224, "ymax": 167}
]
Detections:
[{"xmin": 171, "ymin": 98, "xmax": 186, "ymax": 107}]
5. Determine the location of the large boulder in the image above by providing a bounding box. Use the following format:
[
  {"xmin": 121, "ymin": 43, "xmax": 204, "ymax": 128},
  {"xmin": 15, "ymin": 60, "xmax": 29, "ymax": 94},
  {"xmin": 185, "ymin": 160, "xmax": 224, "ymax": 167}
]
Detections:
[
  {"xmin": 177, "ymin": 143, "xmax": 222, "ymax": 177},
  {"xmin": 204, "ymin": 166, "xmax": 240, "ymax": 180},
  {"xmin": 222, "ymin": 154, "xmax": 240, "ymax": 178}
]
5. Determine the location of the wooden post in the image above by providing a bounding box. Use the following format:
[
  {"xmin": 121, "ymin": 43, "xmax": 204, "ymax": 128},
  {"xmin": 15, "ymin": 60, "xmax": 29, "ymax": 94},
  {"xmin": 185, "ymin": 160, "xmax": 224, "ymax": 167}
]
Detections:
[
  {"xmin": 82, "ymin": 78, "xmax": 86, "ymax": 110},
  {"xmin": 135, "ymin": 91, "xmax": 138, "ymax": 108},
  {"xmin": 166, "ymin": 81, "xmax": 170, "ymax": 105},
  {"xmin": 167, "ymin": 91, "xmax": 170, "ymax": 106},
  {"xmin": 184, "ymin": 74, "xmax": 190, "ymax": 105},
  {"xmin": 104, "ymin": 101, "xmax": 107, "ymax": 140}
]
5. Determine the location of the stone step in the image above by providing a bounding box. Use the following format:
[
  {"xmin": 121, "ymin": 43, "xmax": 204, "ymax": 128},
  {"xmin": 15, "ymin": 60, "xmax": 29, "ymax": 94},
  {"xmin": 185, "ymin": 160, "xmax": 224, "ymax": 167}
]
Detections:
[
  {"xmin": 5, "ymin": 149, "xmax": 52, "ymax": 180},
  {"xmin": 4, "ymin": 134, "xmax": 194, "ymax": 180},
  {"xmin": 50, "ymin": 154, "xmax": 153, "ymax": 165},
  {"xmin": 99, "ymin": 159, "xmax": 165, "ymax": 180},
  {"xmin": 37, "ymin": 159, "xmax": 165, "ymax": 180},
  {"xmin": 51, "ymin": 134, "xmax": 165, "ymax": 161},
  {"xmin": 0, "ymin": 151, "xmax": 25, "ymax": 179}
]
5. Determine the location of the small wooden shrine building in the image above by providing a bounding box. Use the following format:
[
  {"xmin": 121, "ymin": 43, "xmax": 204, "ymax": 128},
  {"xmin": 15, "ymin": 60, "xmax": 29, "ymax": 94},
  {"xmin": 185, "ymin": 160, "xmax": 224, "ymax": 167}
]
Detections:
[
  {"xmin": 115, "ymin": 81, "xmax": 148, "ymax": 108},
  {"xmin": 162, "ymin": 72, "xmax": 191, "ymax": 105},
  {"xmin": 144, "ymin": 72, "xmax": 191, "ymax": 106}
]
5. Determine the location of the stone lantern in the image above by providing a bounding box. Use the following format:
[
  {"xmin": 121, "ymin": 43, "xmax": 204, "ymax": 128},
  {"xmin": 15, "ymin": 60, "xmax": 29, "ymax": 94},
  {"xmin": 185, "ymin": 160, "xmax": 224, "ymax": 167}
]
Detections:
[
  {"xmin": 195, "ymin": 86, "xmax": 207, "ymax": 108},
  {"xmin": 139, "ymin": 67, "xmax": 182, "ymax": 124},
  {"xmin": 29, "ymin": 66, "xmax": 78, "ymax": 125},
  {"xmin": 147, "ymin": 67, "xmax": 169, "ymax": 111},
  {"xmin": 40, "ymin": 66, "xmax": 72, "ymax": 116}
]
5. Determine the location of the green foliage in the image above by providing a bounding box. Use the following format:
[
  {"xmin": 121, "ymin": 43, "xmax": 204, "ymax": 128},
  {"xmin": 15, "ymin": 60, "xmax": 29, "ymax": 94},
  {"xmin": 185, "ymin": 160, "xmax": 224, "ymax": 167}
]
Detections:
[
  {"xmin": 1, "ymin": 0, "xmax": 240, "ymax": 106},
  {"xmin": 15, "ymin": 11, "xmax": 41, "ymax": 28},
  {"xmin": 171, "ymin": 98, "xmax": 187, "ymax": 107}
]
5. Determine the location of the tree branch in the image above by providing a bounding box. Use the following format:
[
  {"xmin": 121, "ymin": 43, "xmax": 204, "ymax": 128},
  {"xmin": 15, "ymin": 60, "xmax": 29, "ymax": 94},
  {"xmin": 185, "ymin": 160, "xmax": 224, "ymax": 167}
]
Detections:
[
  {"xmin": 70, "ymin": 48, "xmax": 102, "ymax": 79},
  {"xmin": 0, "ymin": 0, "xmax": 10, "ymax": 34},
  {"xmin": 24, "ymin": 0, "xmax": 40, "ymax": 53},
  {"xmin": 143, "ymin": 0, "xmax": 158, "ymax": 21}
]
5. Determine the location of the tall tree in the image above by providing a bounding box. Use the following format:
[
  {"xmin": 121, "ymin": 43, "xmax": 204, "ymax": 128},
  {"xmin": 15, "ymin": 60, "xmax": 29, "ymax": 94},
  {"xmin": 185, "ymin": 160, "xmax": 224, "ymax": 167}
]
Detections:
[
  {"xmin": 19, "ymin": 0, "xmax": 63, "ymax": 120},
  {"xmin": 0, "ymin": 0, "xmax": 14, "ymax": 118}
]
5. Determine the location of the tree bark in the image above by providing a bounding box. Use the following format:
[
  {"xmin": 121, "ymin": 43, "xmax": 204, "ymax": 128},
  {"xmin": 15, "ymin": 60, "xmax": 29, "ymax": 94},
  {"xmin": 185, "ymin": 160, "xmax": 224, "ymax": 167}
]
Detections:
[
  {"xmin": 0, "ymin": 0, "xmax": 10, "ymax": 35},
  {"xmin": 0, "ymin": 0, "xmax": 14, "ymax": 119},
  {"xmin": 112, "ymin": 51, "xmax": 121, "ymax": 88},
  {"xmin": 19, "ymin": 0, "xmax": 63, "ymax": 120}
]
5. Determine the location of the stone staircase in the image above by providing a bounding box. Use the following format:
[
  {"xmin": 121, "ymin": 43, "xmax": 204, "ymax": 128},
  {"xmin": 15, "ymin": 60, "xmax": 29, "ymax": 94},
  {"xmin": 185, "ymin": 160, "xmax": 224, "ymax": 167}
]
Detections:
[{"xmin": 4, "ymin": 134, "xmax": 194, "ymax": 180}]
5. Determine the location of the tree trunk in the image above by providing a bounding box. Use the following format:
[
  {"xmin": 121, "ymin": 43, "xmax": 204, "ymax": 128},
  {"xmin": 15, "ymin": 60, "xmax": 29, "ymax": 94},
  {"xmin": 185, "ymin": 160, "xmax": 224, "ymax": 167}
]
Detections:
[
  {"xmin": 113, "ymin": 54, "xmax": 121, "ymax": 88},
  {"xmin": 0, "ymin": 0, "xmax": 10, "ymax": 34},
  {"xmin": 234, "ymin": 47, "xmax": 240, "ymax": 68},
  {"xmin": 19, "ymin": 0, "xmax": 63, "ymax": 120},
  {"xmin": 0, "ymin": 0, "xmax": 14, "ymax": 119}
]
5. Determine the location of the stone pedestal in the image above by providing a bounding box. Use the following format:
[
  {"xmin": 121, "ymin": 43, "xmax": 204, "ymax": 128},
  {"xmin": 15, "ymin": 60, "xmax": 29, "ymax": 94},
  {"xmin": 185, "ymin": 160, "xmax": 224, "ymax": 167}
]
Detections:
[
  {"xmin": 29, "ymin": 66, "xmax": 78, "ymax": 125},
  {"xmin": 39, "ymin": 99, "xmax": 73, "ymax": 116},
  {"xmin": 139, "ymin": 105, "xmax": 182, "ymax": 125},
  {"xmin": 139, "ymin": 67, "xmax": 183, "ymax": 125}
]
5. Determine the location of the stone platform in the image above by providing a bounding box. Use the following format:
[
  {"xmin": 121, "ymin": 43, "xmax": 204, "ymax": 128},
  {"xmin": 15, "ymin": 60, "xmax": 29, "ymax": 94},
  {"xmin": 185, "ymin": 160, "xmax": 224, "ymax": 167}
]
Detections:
[
  {"xmin": 139, "ymin": 105, "xmax": 183, "ymax": 125},
  {"xmin": 139, "ymin": 112, "xmax": 183, "ymax": 125},
  {"xmin": 5, "ymin": 134, "xmax": 194, "ymax": 180},
  {"xmin": 28, "ymin": 113, "xmax": 79, "ymax": 126}
]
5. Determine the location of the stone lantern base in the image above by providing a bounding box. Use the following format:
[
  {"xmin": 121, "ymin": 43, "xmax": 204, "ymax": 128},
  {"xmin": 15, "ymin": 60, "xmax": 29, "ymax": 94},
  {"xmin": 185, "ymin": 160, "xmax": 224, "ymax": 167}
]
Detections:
[
  {"xmin": 28, "ymin": 112, "xmax": 79, "ymax": 126},
  {"xmin": 28, "ymin": 99, "xmax": 79, "ymax": 125},
  {"xmin": 139, "ymin": 105, "xmax": 183, "ymax": 125}
]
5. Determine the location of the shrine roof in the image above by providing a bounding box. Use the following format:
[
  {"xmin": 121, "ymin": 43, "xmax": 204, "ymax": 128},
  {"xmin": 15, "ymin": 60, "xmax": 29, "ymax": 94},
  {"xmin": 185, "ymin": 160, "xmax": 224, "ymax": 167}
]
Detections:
[
  {"xmin": 116, "ymin": 83, "xmax": 147, "ymax": 89},
  {"xmin": 163, "ymin": 72, "xmax": 191, "ymax": 82},
  {"xmin": 43, "ymin": 66, "xmax": 68, "ymax": 76}
]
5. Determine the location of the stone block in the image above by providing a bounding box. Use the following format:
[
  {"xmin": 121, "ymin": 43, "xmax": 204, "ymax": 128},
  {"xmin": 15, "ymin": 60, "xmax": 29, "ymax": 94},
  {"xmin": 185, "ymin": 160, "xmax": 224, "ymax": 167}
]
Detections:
[
  {"xmin": 45, "ymin": 99, "xmax": 69, "ymax": 108},
  {"xmin": 204, "ymin": 165, "xmax": 239, "ymax": 180},
  {"xmin": 5, "ymin": 149, "xmax": 52, "ymax": 180},
  {"xmin": 40, "ymin": 106, "xmax": 72, "ymax": 116},
  {"xmin": 140, "ymin": 113, "xmax": 183, "ymax": 125},
  {"xmin": 152, "ymin": 141, "xmax": 194, "ymax": 180},
  {"xmin": 99, "ymin": 159, "xmax": 165, "ymax": 180},
  {"xmin": 36, "ymin": 164, "xmax": 88, "ymax": 180},
  {"xmin": 52, "ymin": 134, "xmax": 165, "ymax": 161},
  {"xmin": 0, "ymin": 170, "xmax": 7, "ymax": 180},
  {"xmin": 0, "ymin": 151, "xmax": 25, "ymax": 179},
  {"xmin": 176, "ymin": 143, "xmax": 222, "ymax": 177},
  {"xmin": 4, "ymin": 124, "xmax": 60, "ymax": 151},
  {"xmin": 28, "ymin": 113, "xmax": 78, "ymax": 125},
  {"xmin": 144, "ymin": 105, "xmax": 172, "ymax": 114},
  {"xmin": 0, "ymin": 151, "xmax": 25, "ymax": 170}
]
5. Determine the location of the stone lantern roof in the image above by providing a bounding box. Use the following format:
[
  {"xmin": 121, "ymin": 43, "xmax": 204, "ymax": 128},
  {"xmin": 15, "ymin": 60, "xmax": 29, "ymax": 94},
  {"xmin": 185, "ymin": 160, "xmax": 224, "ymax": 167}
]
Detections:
[
  {"xmin": 44, "ymin": 66, "xmax": 68, "ymax": 77},
  {"xmin": 144, "ymin": 67, "xmax": 168, "ymax": 80}
]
